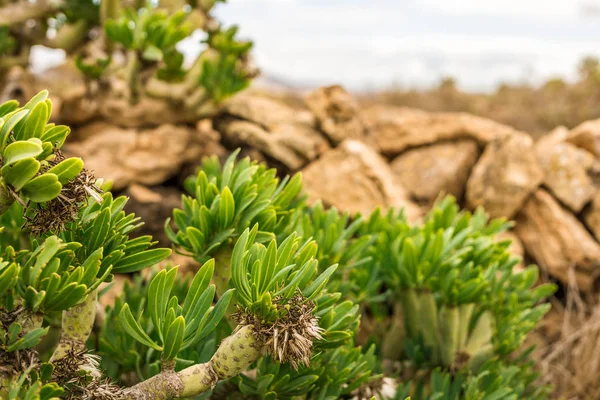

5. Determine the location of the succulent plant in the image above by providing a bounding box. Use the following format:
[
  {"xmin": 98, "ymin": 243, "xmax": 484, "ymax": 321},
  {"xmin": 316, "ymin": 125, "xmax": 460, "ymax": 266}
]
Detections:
[
  {"xmin": 0, "ymin": 1, "xmax": 254, "ymax": 123},
  {"xmin": 0, "ymin": 92, "xmax": 555, "ymax": 400}
]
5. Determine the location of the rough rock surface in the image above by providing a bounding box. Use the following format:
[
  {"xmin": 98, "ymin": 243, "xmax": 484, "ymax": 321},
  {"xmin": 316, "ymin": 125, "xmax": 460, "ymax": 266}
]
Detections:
[
  {"xmin": 32, "ymin": 62, "xmax": 97, "ymax": 125},
  {"xmin": 515, "ymin": 190, "xmax": 600, "ymax": 291},
  {"xmin": 223, "ymin": 92, "xmax": 312, "ymax": 128},
  {"xmin": 535, "ymin": 126, "xmax": 570, "ymax": 151},
  {"xmin": 363, "ymin": 105, "xmax": 527, "ymax": 156},
  {"xmin": 301, "ymin": 140, "xmax": 420, "ymax": 221},
  {"xmin": 217, "ymin": 93, "xmax": 329, "ymax": 171},
  {"xmin": 536, "ymin": 142, "xmax": 598, "ymax": 212},
  {"xmin": 65, "ymin": 123, "xmax": 214, "ymax": 190},
  {"xmin": 466, "ymin": 134, "xmax": 543, "ymax": 219},
  {"xmin": 98, "ymin": 94, "xmax": 219, "ymax": 128},
  {"xmin": 567, "ymin": 118, "xmax": 600, "ymax": 157},
  {"xmin": 305, "ymin": 85, "xmax": 368, "ymax": 144},
  {"xmin": 584, "ymin": 193, "xmax": 600, "ymax": 241},
  {"xmin": 390, "ymin": 139, "xmax": 479, "ymax": 204},
  {"xmin": 0, "ymin": 66, "xmax": 37, "ymax": 106}
]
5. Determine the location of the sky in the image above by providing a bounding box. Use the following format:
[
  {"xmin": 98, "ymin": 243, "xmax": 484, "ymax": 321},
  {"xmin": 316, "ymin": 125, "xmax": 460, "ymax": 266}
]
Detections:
[{"xmin": 211, "ymin": 0, "xmax": 600, "ymax": 92}]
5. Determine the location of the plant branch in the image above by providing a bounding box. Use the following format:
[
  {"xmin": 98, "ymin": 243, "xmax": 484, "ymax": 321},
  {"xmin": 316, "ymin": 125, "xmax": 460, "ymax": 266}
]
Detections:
[
  {"xmin": 125, "ymin": 50, "xmax": 141, "ymax": 104},
  {"xmin": 121, "ymin": 325, "xmax": 261, "ymax": 400},
  {"xmin": 50, "ymin": 290, "xmax": 98, "ymax": 361},
  {"xmin": 0, "ymin": 0, "xmax": 62, "ymax": 26}
]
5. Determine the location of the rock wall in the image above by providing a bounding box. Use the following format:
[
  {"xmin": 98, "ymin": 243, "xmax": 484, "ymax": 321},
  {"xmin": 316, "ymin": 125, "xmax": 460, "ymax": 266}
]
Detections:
[
  {"xmin": 19, "ymin": 75, "xmax": 600, "ymax": 292},
  {"xmin": 209, "ymin": 85, "xmax": 600, "ymax": 291}
]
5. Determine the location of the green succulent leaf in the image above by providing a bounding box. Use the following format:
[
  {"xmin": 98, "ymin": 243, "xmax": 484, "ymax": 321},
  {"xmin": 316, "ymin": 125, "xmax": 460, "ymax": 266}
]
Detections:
[
  {"xmin": 3, "ymin": 140, "xmax": 43, "ymax": 166},
  {"xmin": 118, "ymin": 304, "xmax": 163, "ymax": 351},
  {"xmin": 112, "ymin": 248, "xmax": 172, "ymax": 273},
  {"xmin": 2, "ymin": 158, "xmax": 41, "ymax": 191},
  {"xmin": 45, "ymin": 157, "xmax": 84, "ymax": 184},
  {"xmin": 21, "ymin": 173, "xmax": 62, "ymax": 203},
  {"xmin": 6, "ymin": 327, "xmax": 49, "ymax": 352},
  {"xmin": 162, "ymin": 316, "xmax": 185, "ymax": 360}
]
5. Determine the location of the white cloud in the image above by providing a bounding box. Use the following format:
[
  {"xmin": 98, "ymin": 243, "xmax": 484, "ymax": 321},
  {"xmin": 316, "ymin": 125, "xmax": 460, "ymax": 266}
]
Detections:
[{"xmin": 417, "ymin": 0, "xmax": 581, "ymax": 19}]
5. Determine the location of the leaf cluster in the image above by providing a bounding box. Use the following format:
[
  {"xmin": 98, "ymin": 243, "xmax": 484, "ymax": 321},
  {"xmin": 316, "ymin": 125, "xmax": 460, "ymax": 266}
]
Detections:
[
  {"xmin": 200, "ymin": 26, "xmax": 254, "ymax": 102},
  {"xmin": 168, "ymin": 150, "xmax": 303, "ymax": 263},
  {"xmin": 0, "ymin": 91, "xmax": 79, "ymax": 204}
]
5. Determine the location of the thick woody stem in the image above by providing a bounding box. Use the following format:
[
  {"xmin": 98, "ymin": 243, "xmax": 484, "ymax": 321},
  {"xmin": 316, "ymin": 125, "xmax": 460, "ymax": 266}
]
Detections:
[
  {"xmin": 125, "ymin": 50, "xmax": 141, "ymax": 104},
  {"xmin": 0, "ymin": 0, "xmax": 62, "ymax": 26},
  {"xmin": 50, "ymin": 290, "xmax": 98, "ymax": 361},
  {"xmin": 212, "ymin": 248, "xmax": 233, "ymax": 298},
  {"xmin": 121, "ymin": 325, "xmax": 261, "ymax": 400},
  {"xmin": 145, "ymin": 50, "xmax": 213, "ymax": 102},
  {"xmin": 100, "ymin": 0, "xmax": 120, "ymax": 51},
  {"xmin": 100, "ymin": 0, "xmax": 120, "ymax": 26}
]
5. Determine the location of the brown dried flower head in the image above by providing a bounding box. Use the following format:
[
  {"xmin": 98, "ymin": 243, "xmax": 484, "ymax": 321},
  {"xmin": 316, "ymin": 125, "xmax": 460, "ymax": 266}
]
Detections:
[{"xmin": 235, "ymin": 291, "xmax": 324, "ymax": 370}]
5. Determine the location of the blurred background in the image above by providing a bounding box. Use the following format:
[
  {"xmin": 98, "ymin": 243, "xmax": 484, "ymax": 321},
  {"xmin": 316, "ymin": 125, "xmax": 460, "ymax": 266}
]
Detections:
[
  {"xmin": 214, "ymin": 0, "xmax": 600, "ymax": 91},
  {"xmin": 153, "ymin": 0, "xmax": 600, "ymax": 138}
]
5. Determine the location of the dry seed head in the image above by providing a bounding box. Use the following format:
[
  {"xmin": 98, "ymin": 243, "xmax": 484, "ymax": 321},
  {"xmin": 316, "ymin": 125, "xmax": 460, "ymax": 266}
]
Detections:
[
  {"xmin": 52, "ymin": 349, "xmax": 123, "ymax": 400},
  {"xmin": 235, "ymin": 291, "xmax": 324, "ymax": 370},
  {"xmin": 25, "ymin": 151, "xmax": 103, "ymax": 235}
]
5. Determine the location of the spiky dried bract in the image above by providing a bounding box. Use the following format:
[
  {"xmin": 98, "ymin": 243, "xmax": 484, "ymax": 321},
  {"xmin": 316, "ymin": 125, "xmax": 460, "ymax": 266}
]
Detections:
[
  {"xmin": 0, "ymin": 310, "xmax": 39, "ymax": 377},
  {"xmin": 52, "ymin": 350, "xmax": 123, "ymax": 400},
  {"xmin": 25, "ymin": 152, "xmax": 103, "ymax": 235},
  {"xmin": 235, "ymin": 292, "xmax": 324, "ymax": 370}
]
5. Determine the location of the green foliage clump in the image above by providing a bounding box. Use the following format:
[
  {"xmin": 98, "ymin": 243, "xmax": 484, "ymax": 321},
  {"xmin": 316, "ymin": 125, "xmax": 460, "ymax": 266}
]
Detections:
[
  {"xmin": 105, "ymin": 8, "xmax": 191, "ymax": 66},
  {"xmin": 167, "ymin": 150, "xmax": 303, "ymax": 264},
  {"xmin": 0, "ymin": 92, "xmax": 556, "ymax": 400},
  {"xmin": 0, "ymin": 91, "xmax": 76, "ymax": 207},
  {"xmin": 201, "ymin": 26, "xmax": 254, "ymax": 102},
  {"xmin": 1, "ymin": 0, "xmax": 254, "ymax": 108}
]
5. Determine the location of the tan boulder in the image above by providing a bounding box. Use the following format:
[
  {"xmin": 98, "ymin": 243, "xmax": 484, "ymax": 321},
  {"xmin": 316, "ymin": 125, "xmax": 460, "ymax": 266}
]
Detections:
[
  {"xmin": 390, "ymin": 139, "xmax": 479, "ymax": 205},
  {"xmin": 583, "ymin": 192, "xmax": 600, "ymax": 241},
  {"xmin": 216, "ymin": 93, "xmax": 329, "ymax": 171},
  {"xmin": 301, "ymin": 140, "xmax": 420, "ymax": 221},
  {"xmin": 305, "ymin": 85, "xmax": 368, "ymax": 144},
  {"xmin": 567, "ymin": 119, "xmax": 600, "ymax": 157},
  {"xmin": 1, "ymin": 66, "xmax": 37, "ymax": 106},
  {"xmin": 535, "ymin": 125, "xmax": 569, "ymax": 151},
  {"xmin": 31, "ymin": 62, "xmax": 98, "ymax": 125},
  {"xmin": 98, "ymin": 93, "xmax": 219, "ymax": 128},
  {"xmin": 466, "ymin": 134, "xmax": 543, "ymax": 219},
  {"xmin": 223, "ymin": 92, "xmax": 311, "ymax": 129},
  {"xmin": 65, "ymin": 123, "xmax": 214, "ymax": 190},
  {"xmin": 536, "ymin": 142, "xmax": 598, "ymax": 212},
  {"xmin": 515, "ymin": 190, "xmax": 600, "ymax": 291},
  {"xmin": 363, "ymin": 105, "xmax": 526, "ymax": 157}
]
